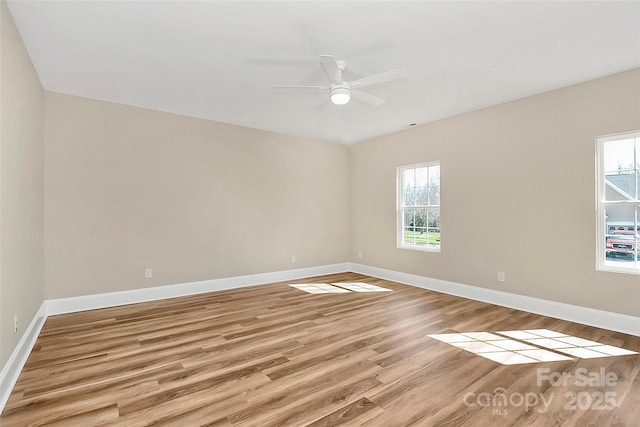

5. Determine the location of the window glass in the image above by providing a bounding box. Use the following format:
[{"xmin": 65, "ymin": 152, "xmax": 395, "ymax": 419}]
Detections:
[
  {"xmin": 398, "ymin": 162, "xmax": 440, "ymax": 251},
  {"xmin": 598, "ymin": 133, "xmax": 639, "ymax": 274}
]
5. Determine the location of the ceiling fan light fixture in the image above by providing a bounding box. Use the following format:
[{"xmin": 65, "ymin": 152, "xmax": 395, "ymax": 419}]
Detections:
[{"xmin": 330, "ymin": 87, "xmax": 351, "ymax": 105}]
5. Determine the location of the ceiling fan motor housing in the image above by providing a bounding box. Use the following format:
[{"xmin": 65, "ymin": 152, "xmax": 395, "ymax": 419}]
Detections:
[{"xmin": 330, "ymin": 85, "xmax": 351, "ymax": 105}]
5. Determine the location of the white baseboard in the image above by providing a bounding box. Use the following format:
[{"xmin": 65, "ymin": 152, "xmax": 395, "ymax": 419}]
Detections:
[
  {"xmin": 45, "ymin": 263, "xmax": 351, "ymax": 316},
  {"xmin": 349, "ymin": 263, "xmax": 640, "ymax": 337},
  {"xmin": 0, "ymin": 302, "xmax": 47, "ymax": 411}
]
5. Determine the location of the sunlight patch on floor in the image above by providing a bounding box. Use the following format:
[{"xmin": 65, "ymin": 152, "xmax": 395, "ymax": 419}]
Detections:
[
  {"xmin": 429, "ymin": 329, "xmax": 637, "ymax": 365},
  {"xmin": 289, "ymin": 282, "xmax": 392, "ymax": 294},
  {"xmin": 498, "ymin": 329, "xmax": 638, "ymax": 359},
  {"xmin": 289, "ymin": 283, "xmax": 351, "ymax": 294},
  {"xmin": 331, "ymin": 282, "xmax": 392, "ymax": 292}
]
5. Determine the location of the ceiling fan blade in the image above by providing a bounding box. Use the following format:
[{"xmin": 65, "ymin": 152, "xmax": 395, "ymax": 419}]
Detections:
[
  {"xmin": 273, "ymin": 85, "xmax": 330, "ymax": 91},
  {"xmin": 348, "ymin": 68, "xmax": 408, "ymax": 89},
  {"xmin": 351, "ymin": 90, "xmax": 386, "ymax": 106},
  {"xmin": 320, "ymin": 55, "xmax": 340, "ymax": 83}
]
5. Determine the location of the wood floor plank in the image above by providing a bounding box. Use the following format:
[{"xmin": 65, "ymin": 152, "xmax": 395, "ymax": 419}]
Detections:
[
  {"xmin": 30, "ymin": 404, "xmax": 119, "ymax": 427},
  {"xmin": 115, "ymin": 377, "xmax": 259, "ymax": 426},
  {"xmin": 230, "ymin": 361, "xmax": 383, "ymax": 427},
  {"xmin": 118, "ymin": 356, "xmax": 288, "ymax": 417},
  {"xmin": 1, "ymin": 272, "xmax": 638, "ymax": 426},
  {"xmin": 306, "ymin": 397, "xmax": 384, "ymax": 427}
]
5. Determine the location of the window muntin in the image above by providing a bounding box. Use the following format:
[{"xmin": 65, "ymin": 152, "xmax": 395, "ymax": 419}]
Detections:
[
  {"xmin": 398, "ymin": 162, "xmax": 440, "ymax": 251},
  {"xmin": 597, "ymin": 132, "xmax": 639, "ymax": 274}
]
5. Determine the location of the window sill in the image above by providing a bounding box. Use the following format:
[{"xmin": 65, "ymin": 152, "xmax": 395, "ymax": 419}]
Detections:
[
  {"xmin": 597, "ymin": 264, "xmax": 640, "ymax": 275},
  {"xmin": 397, "ymin": 245, "xmax": 441, "ymax": 253}
]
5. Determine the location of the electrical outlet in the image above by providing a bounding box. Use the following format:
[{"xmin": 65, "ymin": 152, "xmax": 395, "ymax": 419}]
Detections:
[
  {"xmin": 498, "ymin": 272, "xmax": 506, "ymax": 282},
  {"xmin": 13, "ymin": 314, "xmax": 18, "ymax": 333},
  {"xmin": 145, "ymin": 268, "xmax": 152, "ymax": 278},
  {"xmin": 358, "ymin": 251, "xmax": 363, "ymax": 259},
  {"xmin": 291, "ymin": 256, "xmax": 296, "ymax": 264}
]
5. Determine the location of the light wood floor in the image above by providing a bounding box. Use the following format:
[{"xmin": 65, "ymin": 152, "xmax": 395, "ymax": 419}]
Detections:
[{"xmin": 1, "ymin": 272, "xmax": 639, "ymax": 426}]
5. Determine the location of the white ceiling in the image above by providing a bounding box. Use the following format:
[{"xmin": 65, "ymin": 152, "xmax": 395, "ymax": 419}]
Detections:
[{"xmin": 7, "ymin": 1, "xmax": 640, "ymax": 144}]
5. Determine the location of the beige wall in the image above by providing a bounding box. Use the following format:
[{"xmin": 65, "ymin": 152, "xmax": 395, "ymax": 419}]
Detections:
[
  {"xmin": 350, "ymin": 69, "xmax": 640, "ymax": 317},
  {"xmin": 44, "ymin": 92, "xmax": 349, "ymax": 299},
  {"xmin": 0, "ymin": 1, "xmax": 45, "ymax": 366},
  {"xmin": 43, "ymin": 71, "xmax": 640, "ymax": 315}
]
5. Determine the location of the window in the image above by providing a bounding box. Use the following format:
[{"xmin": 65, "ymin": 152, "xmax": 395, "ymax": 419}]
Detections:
[
  {"xmin": 397, "ymin": 162, "xmax": 440, "ymax": 251},
  {"xmin": 597, "ymin": 132, "xmax": 639, "ymax": 274}
]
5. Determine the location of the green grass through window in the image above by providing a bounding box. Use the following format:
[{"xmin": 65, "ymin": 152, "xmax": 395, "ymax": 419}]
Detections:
[{"xmin": 404, "ymin": 230, "xmax": 440, "ymax": 246}]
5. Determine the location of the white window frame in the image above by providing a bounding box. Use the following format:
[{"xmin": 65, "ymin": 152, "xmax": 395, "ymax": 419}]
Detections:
[
  {"xmin": 397, "ymin": 161, "xmax": 441, "ymax": 252},
  {"xmin": 596, "ymin": 131, "xmax": 640, "ymax": 275}
]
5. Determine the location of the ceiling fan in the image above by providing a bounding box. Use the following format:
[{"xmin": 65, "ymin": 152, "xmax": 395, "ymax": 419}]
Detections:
[{"xmin": 273, "ymin": 55, "xmax": 408, "ymax": 106}]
